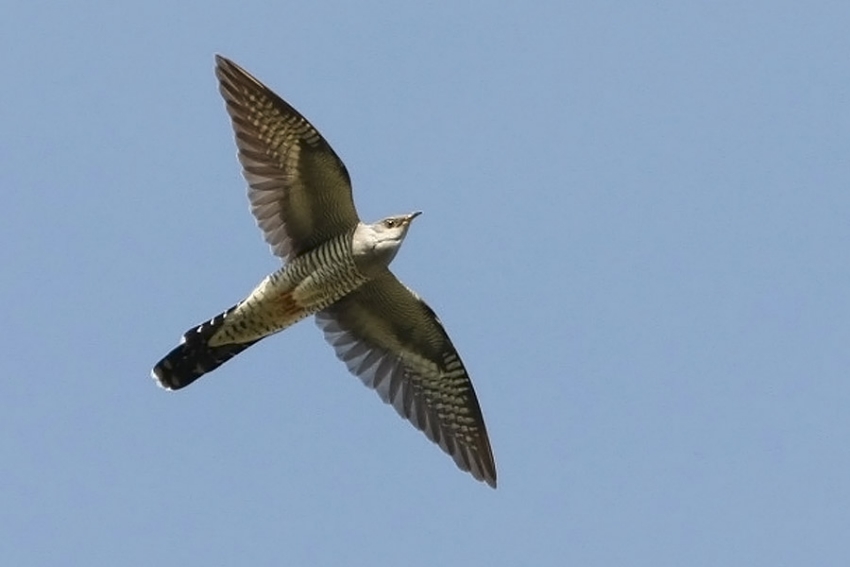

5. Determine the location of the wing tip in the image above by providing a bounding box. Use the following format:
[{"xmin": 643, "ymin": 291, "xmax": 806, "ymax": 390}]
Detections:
[
  {"xmin": 458, "ymin": 438, "xmax": 498, "ymax": 489},
  {"xmin": 214, "ymin": 53, "xmax": 239, "ymax": 76}
]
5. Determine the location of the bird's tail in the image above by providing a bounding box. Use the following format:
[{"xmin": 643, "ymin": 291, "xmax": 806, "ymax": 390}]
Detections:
[{"xmin": 152, "ymin": 305, "xmax": 260, "ymax": 390}]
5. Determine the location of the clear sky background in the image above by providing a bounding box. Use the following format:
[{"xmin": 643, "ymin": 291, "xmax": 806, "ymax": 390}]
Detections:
[{"xmin": 2, "ymin": 1, "xmax": 849, "ymax": 565}]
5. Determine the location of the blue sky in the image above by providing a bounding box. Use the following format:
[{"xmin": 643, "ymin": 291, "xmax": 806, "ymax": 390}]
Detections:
[{"xmin": 2, "ymin": 1, "xmax": 849, "ymax": 565}]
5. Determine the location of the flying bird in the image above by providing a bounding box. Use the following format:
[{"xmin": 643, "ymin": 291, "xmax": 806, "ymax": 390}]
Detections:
[{"xmin": 151, "ymin": 55, "xmax": 497, "ymax": 487}]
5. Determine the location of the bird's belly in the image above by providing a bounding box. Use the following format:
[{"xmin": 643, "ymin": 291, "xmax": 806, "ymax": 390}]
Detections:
[{"xmin": 208, "ymin": 255, "xmax": 368, "ymax": 346}]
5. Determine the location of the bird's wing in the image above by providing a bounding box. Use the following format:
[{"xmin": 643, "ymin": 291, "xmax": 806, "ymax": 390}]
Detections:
[
  {"xmin": 215, "ymin": 55, "xmax": 360, "ymax": 261},
  {"xmin": 315, "ymin": 271, "xmax": 497, "ymax": 487}
]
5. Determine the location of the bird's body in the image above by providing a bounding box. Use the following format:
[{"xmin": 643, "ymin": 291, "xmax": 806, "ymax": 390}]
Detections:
[
  {"xmin": 152, "ymin": 56, "xmax": 497, "ymax": 487},
  {"xmin": 213, "ymin": 228, "xmax": 366, "ymax": 345}
]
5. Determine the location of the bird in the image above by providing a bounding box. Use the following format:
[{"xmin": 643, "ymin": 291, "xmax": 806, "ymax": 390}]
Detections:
[{"xmin": 151, "ymin": 55, "xmax": 497, "ymax": 488}]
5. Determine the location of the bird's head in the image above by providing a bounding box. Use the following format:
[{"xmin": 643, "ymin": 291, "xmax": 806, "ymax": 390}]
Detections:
[
  {"xmin": 356, "ymin": 211, "xmax": 422, "ymax": 269},
  {"xmin": 376, "ymin": 211, "xmax": 421, "ymax": 237},
  {"xmin": 374, "ymin": 211, "xmax": 421, "ymax": 251}
]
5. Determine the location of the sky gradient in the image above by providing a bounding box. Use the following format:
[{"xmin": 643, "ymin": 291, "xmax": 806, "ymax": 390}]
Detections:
[{"xmin": 2, "ymin": 1, "xmax": 850, "ymax": 565}]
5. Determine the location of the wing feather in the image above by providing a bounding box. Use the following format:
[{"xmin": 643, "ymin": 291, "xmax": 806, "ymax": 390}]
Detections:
[
  {"xmin": 215, "ymin": 55, "xmax": 360, "ymax": 260},
  {"xmin": 316, "ymin": 271, "xmax": 497, "ymax": 487}
]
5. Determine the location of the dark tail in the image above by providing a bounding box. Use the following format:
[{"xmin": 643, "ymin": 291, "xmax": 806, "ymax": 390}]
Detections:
[{"xmin": 152, "ymin": 305, "xmax": 259, "ymax": 390}]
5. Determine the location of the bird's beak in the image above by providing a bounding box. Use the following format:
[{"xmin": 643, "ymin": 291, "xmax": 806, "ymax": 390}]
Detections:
[{"xmin": 407, "ymin": 211, "xmax": 422, "ymax": 223}]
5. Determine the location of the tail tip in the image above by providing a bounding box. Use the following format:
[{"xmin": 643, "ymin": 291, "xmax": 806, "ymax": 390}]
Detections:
[{"xmin": 151, "ymin": 361, "xmax": 178, "ymax": 391}]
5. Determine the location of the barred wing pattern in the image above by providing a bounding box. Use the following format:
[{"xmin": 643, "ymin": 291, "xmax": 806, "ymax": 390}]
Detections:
[
  {"xmin": 215, "ymin": 55, "xmax": 360, "ymax": 260},
  {"xmin": 316, "ymin": 271, "xmax": 497, "ymax": 487}
]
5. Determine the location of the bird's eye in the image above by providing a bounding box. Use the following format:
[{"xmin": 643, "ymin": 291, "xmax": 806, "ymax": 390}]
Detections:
[{"xmin": 385, "ymin": 219, "xmax": 397, "ymax": 228}]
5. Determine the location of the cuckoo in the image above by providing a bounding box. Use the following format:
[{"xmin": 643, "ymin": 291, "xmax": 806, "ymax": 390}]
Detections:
[{"xmin": 151, "ymin": 55, "xmax": 497, "ymax": 487}]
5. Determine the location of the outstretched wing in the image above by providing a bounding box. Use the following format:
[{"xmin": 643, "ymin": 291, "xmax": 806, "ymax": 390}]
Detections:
[
  {"xmin": 316, "ymin": 271, "xmax": 497, "ymax": 487},
  {"xmin": 215, "ymin": 55, "xmax": 360, "ymax": 261}
]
